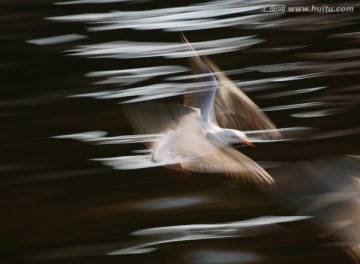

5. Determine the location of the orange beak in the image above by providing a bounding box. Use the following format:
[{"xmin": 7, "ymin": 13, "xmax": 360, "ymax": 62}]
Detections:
[{"xmin": 242, "ymin": 140, "xmax": 255, "ymax": 147}]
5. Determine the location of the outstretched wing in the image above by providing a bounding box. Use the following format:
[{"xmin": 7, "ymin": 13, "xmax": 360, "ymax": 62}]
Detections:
[
  {"xmin": 180, "ymin": 144, "xmax": 274, "ymax": 185},
  {"xmin": 181, "ymin": 34, "xmax": 217, "ymax": 122},
  {"xmin": 204, "ymin": 57, "xmax": 281, "ymax": 139},
  {"xmin": 180, "ymin": 35, "xmax": 280, "ymax": 139},
  {"xmin": 124, "ymin": 101, "xmax": 194, "ymax": 147}
]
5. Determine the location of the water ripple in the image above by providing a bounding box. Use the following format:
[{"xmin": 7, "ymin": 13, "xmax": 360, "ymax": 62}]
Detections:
[
  {"xmin": 67, "ymin": 36, "xmax": 264, "ymax": 59},
  {"xmin": 107, "ymin": 215, "xmax": 311, "ymax": 255},
  {"xmin": 71, "ymin": 81, "xmax": 224, "ymax": 103},
  {"xmin": 291, "ymin": 108, "xmax": 349, "ymax": 118},
  {"xmin": 136, "ymin": 196, "xmax": 208, "ymax": 210},
  {"xmin": 49, "ymin": 0, "xmax": 278, "ymax": 32},
  {"xmin": 263, "ymin": 102, "xmax": 324, "ymax": 112},
  {"xmin": 71, "ymin": 73, "xmax": 325, "ymax": 103},
  {"xmin": 27, "ymin": 34, "xmax": 87, "ymax": 45},
  {"xmin": 87, "ymin": 65, "xmax": 187, "ymax": 86},
  {"xmin": 53, "ymin": 131, "xmax": 107, "ymax": 141},
  {"xmin": 255, "ymin": 87, "xmax": 326, "ymax": 99}
]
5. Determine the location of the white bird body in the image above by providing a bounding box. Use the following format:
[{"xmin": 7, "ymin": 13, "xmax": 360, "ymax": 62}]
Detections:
[{"xmin": 127, "ymin": 36, "xmax": 281, "ymax": 185}]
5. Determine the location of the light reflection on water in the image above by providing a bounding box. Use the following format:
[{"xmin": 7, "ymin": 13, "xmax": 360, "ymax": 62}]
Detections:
[
  {"xmin": 254, "ymin": 86, "xmax": 327, "ymax": 99},
  {"xmin": 135, "ymin": 196, "xmax": 209, "ymax": 210},
  {"xmin": 27, "ymin": 34, "xmax": 88, "ymax": 45},
  {"xmin": 108, "ymin": 216, "xmax": 311, "ymax": 255},
  {"xmin": 66, "ymin": 36, "xmax": 264, "ymax": 59},
  {"xmin": 71, "ymin": 81, "xmax": 221, "ymax": 103},
  {"xmin": 87, "ymin": 65, "xmax": 187, "ymax": 85},
  {"xmin": 49, "ymin": 0, "xmax": 278, "ymax": 32}
]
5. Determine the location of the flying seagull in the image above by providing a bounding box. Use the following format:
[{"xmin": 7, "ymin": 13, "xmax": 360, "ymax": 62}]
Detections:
[{"xmin": 126, "ymin": 35, "xmax": 281, "ymax": 185}]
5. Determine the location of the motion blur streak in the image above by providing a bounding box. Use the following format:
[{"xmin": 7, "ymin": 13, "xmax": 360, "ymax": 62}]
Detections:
[
  {"xmin": 136, "ymin": 196, "xmax": 208, "ymax": 210},
  {"xmin": 27, "ymin": 34, "xmax": 87, "ymax": 45},
  {"xmin": 67, "ymin": 36, "xmax": 263, "ymax": 59},
  {"xmin": 87, "ymin": 66, "xmax": 187, "ymax": 85},
  {"xmin": 108, "ymin": 216, "xmax": 311, "ymax": 255},
  {"xmin": 49, "ymin": 0, "xmax": 277, "ymax": 32},
  {"xmin": 2, "ymin": 0, "xmax": 359, "ymax": 263},
  {"xmin": 71, "ymin": 81, "xmax": 224, "ymax": 103}
]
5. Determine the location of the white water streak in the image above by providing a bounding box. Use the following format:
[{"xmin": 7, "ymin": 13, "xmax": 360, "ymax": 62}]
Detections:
[
  {"xmin": 66, "ymin": 36, "xmax": 264, "ymax": 59},
  {"xmin": 87, "ymin": 66, "xmax": 187, "ymax": 86},
  {"xmin": 108, "ymin": 215, "xmax": 311, "ymax": 255},
  {"xmin": 27, "ymin": 34, "xmax": 87, "ymax": 45},
  {"xmin": 49, "ymin": 0, "xmax": 280, "ymax": 32}
]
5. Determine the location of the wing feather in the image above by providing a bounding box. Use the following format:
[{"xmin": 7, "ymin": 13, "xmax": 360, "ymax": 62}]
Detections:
[
  {"xmin": 124, "ymin": 102, "xmax": 193, "ymax": 147},
  {"xmin": 204, "ymin": 57, "xmax": 281, "ymax": 139},
  {"xmin": 179, "ymin": 35, "xmax": 280, "ymax": 139},
  {"xmin": 181, "ymin": 34, "xmax": 217, "ymax": 122},
  {"xmin": 180, "ymin": 146, "xmax": 274, "ymax": 185}
]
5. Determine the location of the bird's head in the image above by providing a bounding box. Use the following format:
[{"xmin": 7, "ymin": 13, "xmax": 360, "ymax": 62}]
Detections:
[{"xmin": 221, "ymin": 129, "xmax": 254, "ymax": 146}]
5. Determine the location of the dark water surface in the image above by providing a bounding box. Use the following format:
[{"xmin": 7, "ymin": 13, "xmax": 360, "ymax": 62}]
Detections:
[{"xmin": 1, "ymin": 0, "xmax": 359, "ymax": 263}]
